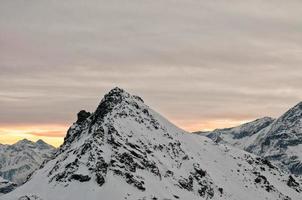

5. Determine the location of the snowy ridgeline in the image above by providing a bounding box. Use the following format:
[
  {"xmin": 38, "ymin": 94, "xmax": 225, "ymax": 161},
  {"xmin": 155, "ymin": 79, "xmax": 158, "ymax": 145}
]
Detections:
[
  {"xmin": 0, "ymin": 139, "xmax": 56, "ymax": 188},
  {"xmin": 200, "ymin": 102, "xmax": 302, "ymax": 176},
  {"xmin": 2, "ymin": 88, "xmax": 302, "ymax": 200}
]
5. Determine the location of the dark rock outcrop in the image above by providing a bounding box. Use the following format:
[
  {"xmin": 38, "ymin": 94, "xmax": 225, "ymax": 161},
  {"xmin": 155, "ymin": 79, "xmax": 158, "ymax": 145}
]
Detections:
[{"xmin": 76, "ymin": 110, "xmax": 91, "ymax": 124}]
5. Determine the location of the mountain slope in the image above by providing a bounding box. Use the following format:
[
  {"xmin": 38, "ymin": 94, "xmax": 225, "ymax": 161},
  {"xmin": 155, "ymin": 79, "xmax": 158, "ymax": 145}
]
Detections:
[
  {"xmin": 0, "ymin": 177, "xmax": 17, "ymax": 196},
  {"xmin": 246, "ymin": 102, "xmax": 302, "ymax": 175},
  {"xmin": 196, "ymin": 117, "xmax": 274, "ymax": 149},
  {"xmin": 0, "ymin": 139, "xmax": 56, "ymax": 185},
  {"xmin": 3, "ymin": 88, "xmax": 302, "ymax": 200},
  {"xmin": 202, "ymin": 102, "xmax": 302, "ymax": 176}
]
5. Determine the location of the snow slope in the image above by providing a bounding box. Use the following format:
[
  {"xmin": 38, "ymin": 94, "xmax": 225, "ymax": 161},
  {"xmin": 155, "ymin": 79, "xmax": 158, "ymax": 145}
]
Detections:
[
  {"xmin": 202, "ymin": 102, "xmax": 302, "ymax": 175},
  {"xmin": 197, "ymin": 117, "xmax": 274, "ymax": 149},
  {"xmin": 0, "ymin": 177, "xmax": 17, "ymax": 196},
  {"xmin": 0, "ymin": 139, "xmax": 56, "ymax": 185},
  {"xmin": 3, "ymin": 88, "xmax": 302, "ymax": 200},
  {"xmin": 247, "ymin": 102, "xmax": 302, "ymax": 175}
]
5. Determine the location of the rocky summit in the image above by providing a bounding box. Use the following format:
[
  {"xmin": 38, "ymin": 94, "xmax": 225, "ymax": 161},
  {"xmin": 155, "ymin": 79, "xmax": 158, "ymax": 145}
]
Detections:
[{"xmin": 3, "ymin": 88, "xmax": 302, "ymax": 200}]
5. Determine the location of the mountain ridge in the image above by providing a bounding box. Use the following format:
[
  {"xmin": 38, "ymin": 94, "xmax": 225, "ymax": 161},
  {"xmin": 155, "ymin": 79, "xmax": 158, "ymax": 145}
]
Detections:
[
  {"xmin": 3, "ymin": 88, "xmax": 302, "ymax": 200},
  {"xmin": 201, "ymin": 101, "xmax": 302, "ymax": 176},
  {"xmin": 0, "ymin": 139, "xmax": 56, "ymax": 185}
]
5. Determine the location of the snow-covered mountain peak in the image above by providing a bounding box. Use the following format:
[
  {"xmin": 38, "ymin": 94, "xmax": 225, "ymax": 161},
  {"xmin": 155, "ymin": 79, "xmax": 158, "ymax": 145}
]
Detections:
[
  {"xmin": 36, "ymin": 139, "xmax": 47, "ymax": 145},
  {"xmin": 3, "ymin": 88, "xmax": 302, "ymax": 200},
  {"xmin": 248, "ymin": 102, "xmax": 302, "ymax": 174},
  {"xmin": 198, "ymin": 117, "xmax": 274, "ymax": 148},
  {"xmin": 268, "ymin": 101, "xmax": 302, "ymax": 136},
  {"xmin": 0, "ymin": 140, "xmax": 56, "ymax": 185},
  {"xmin": 94, "ymin": 87, "xmax": 145, "ymax": 120},
  {"xmin": 10, "ymin": 139, "xmax": 55, "ymax": 151},
  {"xmin": 14, "ymin": 139, "xmax": 35, "ymax": 147},
  {"xmin": 288, "ymin": 101, "xmax": 302, "ymax": 112},
  {"xmin": 203, "ymin": 101, "xmax": 302, "ymax": 176},
  {"xmin": 35, "ymin": 140, "xmax": 55, "ymax": 150},
  {"xmin": 63, "ymin": 87, "xmax": 150, "ymax": 147},
  {"xmin": 283, "ymin": 101, "xmax": 302, "ymax": 117}
]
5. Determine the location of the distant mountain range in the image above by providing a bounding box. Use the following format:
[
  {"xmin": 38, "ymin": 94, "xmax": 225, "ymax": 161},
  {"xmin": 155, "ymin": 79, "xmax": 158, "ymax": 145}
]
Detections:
[
  {"xmin": 196, "ymin": 102, "xmax": 302, "ymax": 176},
  {"xmin": 2, "ymin": 88, "xmax": 301, "ymax": 200},
  {"xmin": 0, "ymin": 139, "xmax": 56, "ymax": 189}
]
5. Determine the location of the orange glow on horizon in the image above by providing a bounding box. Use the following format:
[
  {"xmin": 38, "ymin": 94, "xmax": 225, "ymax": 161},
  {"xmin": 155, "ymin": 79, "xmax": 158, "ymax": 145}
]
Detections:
[
  {"xmin": 0, "ymin": 124, "xmax": 67, "ymax": 147},
  {"xmin": 0, "ymin": 119, "xmax": 252, "ymax": 147}
]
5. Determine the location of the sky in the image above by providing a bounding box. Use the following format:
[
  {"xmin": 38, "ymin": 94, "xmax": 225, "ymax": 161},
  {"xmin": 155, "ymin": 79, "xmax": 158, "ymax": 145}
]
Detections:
[{"xmin": 1, "ymin": 0, "xmax": 302, "ymax": 147}]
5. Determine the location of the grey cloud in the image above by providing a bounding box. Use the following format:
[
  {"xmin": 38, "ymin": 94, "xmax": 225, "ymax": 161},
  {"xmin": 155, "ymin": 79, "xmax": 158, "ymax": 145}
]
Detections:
[{"xmin": 0, "ymin": 0, "xmax": 302, "ymax": 130}]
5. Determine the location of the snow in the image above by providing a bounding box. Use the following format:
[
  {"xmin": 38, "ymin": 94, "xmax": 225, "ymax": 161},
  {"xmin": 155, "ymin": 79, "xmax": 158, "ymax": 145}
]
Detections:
[
  {"xmin": 287, "ymin": 144, "xmax": 302, "ymax": 161},
  {"xmin": 201, "ymin": 117, "xmax": 274, "ymax": 149},
  {"xmin": 2, "ymin": 88, "xmax": 302, "ymax": 200},
  {"xmin": 0, "ymin": 176, "xmax": 17, "ymax": 196},
  {"xmin": 0, "ymin": 139, "xmax": 56, "ymax": 185},
  {"xmin": 203, "ymin": 103, "xmax": 302, "ymax": 176}
]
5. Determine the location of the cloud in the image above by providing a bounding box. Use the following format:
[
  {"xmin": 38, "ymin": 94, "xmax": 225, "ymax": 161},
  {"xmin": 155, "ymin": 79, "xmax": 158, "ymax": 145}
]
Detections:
[
  {"xmin": 0, "ymin": 125, "xmax": 67, "ymax": 146},
  {"xmin": 0, "ymin": 0, "xmax": 302, "ymax": 132},
  {"xmin": 26, "ymin": 131, "xmax": 66, "ymax": 137}
]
